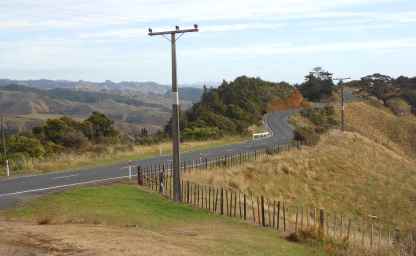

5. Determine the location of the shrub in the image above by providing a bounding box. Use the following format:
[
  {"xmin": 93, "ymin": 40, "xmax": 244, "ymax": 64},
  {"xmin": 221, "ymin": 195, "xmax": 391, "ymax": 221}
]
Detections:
[
  {"xmin": 294, "ymin": 127, "xmax": 320, "ymax": 146},
  {"xmin": 183, "ymin": 127, "xmax": 221, "ymax": 141},
  {"xmin": 386, "ymin": 97, "xmax": 412, "ymax": 116},
  {"xmin": 300, "ymin": 106, "xmax": 339, "ymax": 132},
  {"xmin": 7, "ymin": 135, "xmax": 45, "ymax": 158}
]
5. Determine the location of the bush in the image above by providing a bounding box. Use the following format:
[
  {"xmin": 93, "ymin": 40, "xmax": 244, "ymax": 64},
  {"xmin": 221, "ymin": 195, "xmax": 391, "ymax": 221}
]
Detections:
[
  {"xmin": 294, "ymin": 127, "xmax": 320, "ymax": 146},
  {"xmin": 386, "ymin": 97, "xmax": 412, "ymax": 116},
  {"xmin": 300, "ymin": 106, "xmax": 339, "ymax": 132},
  {"xmin": 183, "ymin": 127, "xmax": 221, "ymax": 141},
  {"xmin": 7, "ymin": 135, "xmax": 45, "ymax": 158}
]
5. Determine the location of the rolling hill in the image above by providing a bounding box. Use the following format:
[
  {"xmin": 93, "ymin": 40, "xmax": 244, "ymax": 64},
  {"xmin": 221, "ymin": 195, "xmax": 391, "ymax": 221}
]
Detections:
[
  {"xmin": 0, "ymin": 81, "xmax": 203, "ymax": 134},
  {"xmin": 184, "ymin": 100, "xmax": 416, "ymax": 232}
]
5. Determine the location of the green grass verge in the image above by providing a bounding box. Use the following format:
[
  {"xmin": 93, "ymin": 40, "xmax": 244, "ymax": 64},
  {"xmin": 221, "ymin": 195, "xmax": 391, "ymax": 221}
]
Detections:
[{"xmin": 3, "ymin": 184, "xmax": 326, "ymax": 256}]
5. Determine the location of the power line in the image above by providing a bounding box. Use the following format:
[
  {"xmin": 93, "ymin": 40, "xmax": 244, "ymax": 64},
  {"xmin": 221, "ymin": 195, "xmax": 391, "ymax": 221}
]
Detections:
[
  {"xmin": 148, "ymin": 25, "xmax": 199, "ymax": 202},
  {"xmin": 333, "ymin": 77, "xmax": 351, "ymax": 132}
]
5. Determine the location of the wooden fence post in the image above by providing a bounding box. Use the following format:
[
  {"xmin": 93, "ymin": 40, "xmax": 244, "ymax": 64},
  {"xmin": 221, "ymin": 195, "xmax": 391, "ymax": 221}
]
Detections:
[
  {"xmin": 272, "ymin": 201, "xmax": 276, "ymax": 228},
  {"xmin": 370, "ymin": 223, "xmax": 374, "ymax": 248},
  {"xmin": 137, "ymin": 166, "xmax": 143, "ymax": 185},
  {"xmin": 159, "ymin": 171, "xmax": 165, "ymax": 193},
  {"xmin": 251, "ymin": 196, "xmax": 256, "ymax": 224},
  {"xmin": 202, "ymin": 185, "xmax": 205, "ymax": 208},
  {"xmin": 225, "ymin": 190, "xmax": 229, "ymax": 216},
  {"xmin": 277, "ymin": 201, "xmax": 281, "ymax": 230},
  {"xmin": 220, "ymin": 188, "xmax": 224, "ymax": 215},
  {"xmin": 319, "ymin": 208, "xmax": 325, "ymax": 238},
  {"xmin": 208, "ymin": 187, "xmax": 211, "ymax": 211},
  {"xmin": 260, "ymin": 196, "xmax": 265, "ymax": 227},
  {"xmin": 257, "ymin": 197, "xmax": 261, "ymax": 225},
  {"xmin": 295, "ymin": 207, "xmax": 299, "ymax": 233},
  {"xmin": 301, "ymin": 207, "xmax": 304, "ymax": 231},
  {"xmin": 347, "ymin": 219, "xmax": 352, "ymax": 241},
  {"xmin": 233, "ymin": 192, "xmax": 237, "ymax": 217},
  {"xmin": 181, "ymin": 180, "xmax": 184, "ymax": 199},
  {"xmin": 243, "ymin": 194, "xmax": 247, "ymax": 220},
  {"xmin": 186, "ymin": 181, "xmax": 190, "ymax": 204},
  {"xmin": 238, "ymin": 193, "xmax": 242, "ymax": 218},
  {"xmin": 283, "ymin": 202, "xmax": 286, "ymax": 232},
  {"xmin": 197, "ymin": 184, "xmax": 200, "ymax": 207}
]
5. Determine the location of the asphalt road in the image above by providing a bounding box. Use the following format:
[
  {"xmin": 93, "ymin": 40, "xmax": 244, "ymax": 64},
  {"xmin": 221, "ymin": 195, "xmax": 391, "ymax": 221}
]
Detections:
[{"xmin": 0, "ymin": 111, "xmax": 296, "ymax": 209}]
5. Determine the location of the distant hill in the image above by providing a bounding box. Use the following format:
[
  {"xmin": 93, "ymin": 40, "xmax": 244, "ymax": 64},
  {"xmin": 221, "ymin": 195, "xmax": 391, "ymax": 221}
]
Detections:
[
  {"xmin": 0, "ymin": 83, "xmax": 203, "ymax": 134},
  {"xmin": 0, "ymin": 79, "xmax": 169, "ymax": 95}
]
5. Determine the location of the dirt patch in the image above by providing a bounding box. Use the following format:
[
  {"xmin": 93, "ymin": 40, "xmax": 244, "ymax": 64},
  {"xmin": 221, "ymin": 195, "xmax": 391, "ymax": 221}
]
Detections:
[{"xmin": 0, "ymin": 220, "xmax": 195, "ymax": 256}]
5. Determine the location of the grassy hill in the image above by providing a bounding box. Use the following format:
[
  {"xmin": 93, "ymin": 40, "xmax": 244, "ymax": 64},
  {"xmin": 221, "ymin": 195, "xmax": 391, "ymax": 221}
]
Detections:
[
  {"xmin": 1, "ymin": 184, "xmax": 325, "ymax": 256},
  {"xmin": 184, "ymin": 100, "xmax": 416, "ymax": 232},
  {"xmin": 342, "ymin": 100, "xmax": 416, "ymax": 158},
  {"xmin": 0, "ymin": 84, "xmax": 201, "ymax": 134}
]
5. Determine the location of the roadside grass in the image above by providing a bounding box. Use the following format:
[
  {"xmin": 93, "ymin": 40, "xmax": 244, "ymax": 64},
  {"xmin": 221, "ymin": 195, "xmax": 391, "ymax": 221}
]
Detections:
[
  {"xmin": 184, "ymin": 130, "xmax": 416, "ymax": 232},
  {"xmin": 4, "ymin": 136, "xmax": 246, "ymax": 176},
  {"xmin": 1, "ymin": 184, "xmax": 325, "ymax": 256}
]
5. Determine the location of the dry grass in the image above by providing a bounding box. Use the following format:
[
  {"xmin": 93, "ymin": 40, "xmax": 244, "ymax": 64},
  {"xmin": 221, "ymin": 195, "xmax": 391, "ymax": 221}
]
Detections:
[
  {"xmin": 8, "ymin": 136, "xmax": 246, "ymax": 175},
  {"xmin": 341, "ymin": 101, "xmax": 416, "ymax": 158},
  {"xmin": 184, "ymin": 130, "xmax": 416, "ymax": 231}
]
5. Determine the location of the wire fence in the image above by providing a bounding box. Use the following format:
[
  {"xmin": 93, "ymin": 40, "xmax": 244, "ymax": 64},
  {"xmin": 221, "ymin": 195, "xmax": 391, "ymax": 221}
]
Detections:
[{"xmin": 137, "ymin": 140, "xmax": 415, "ymax": 255}]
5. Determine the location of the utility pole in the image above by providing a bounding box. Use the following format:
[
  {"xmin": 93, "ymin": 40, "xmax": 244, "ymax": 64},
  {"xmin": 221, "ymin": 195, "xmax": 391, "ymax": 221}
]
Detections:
[
  {"xmin": 148, "ymin": 25, "xmax": 199, "ymax": 202},
  {"xmin": 1, "ymin": 116, "xmax": 10, "ymax": 177},
  {"xmin": 333, "ymin": 78, "xmax": 351, "ymax": 132}
]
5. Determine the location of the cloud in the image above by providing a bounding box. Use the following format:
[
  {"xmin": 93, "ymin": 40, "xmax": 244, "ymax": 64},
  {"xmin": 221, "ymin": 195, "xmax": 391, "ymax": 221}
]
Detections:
[
  {"xmin": 0, "ymin": 0, "xmax": 409, "ymax": 30},
  {"xmin": 185, "ymin": 38, "xmax": 416, "ymax": 56}
]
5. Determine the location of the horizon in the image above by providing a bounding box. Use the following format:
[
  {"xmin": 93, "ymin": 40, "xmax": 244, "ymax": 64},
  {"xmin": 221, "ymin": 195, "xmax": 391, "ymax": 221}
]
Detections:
[{"xmin": 1, "ymin": 0, "xmax": 415, "ymax": 84}]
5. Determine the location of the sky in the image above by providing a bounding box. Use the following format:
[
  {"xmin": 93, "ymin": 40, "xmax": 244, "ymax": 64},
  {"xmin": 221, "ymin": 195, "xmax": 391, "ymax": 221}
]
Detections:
[{"xmin": 0, "ymin": 0, "xmax": 415, "ymax": 85}]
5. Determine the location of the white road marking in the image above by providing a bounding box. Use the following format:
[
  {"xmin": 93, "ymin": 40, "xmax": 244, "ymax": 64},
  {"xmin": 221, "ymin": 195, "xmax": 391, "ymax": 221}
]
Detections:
[
  {"xmin": 52, "ymin": 174, "xmax": 79, "ymax": 180},
  {"xmin": 0, "ymin": 175, "xmax": 137, "ymax": 198}
]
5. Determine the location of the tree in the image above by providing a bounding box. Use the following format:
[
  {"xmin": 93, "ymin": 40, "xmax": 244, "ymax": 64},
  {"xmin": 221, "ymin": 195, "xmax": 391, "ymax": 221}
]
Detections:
[
  {"xmin": 140, "ymin": 128, "xmax": 149, "ymax": 137},
  {"xmin": 170, "ymin": 76, "xmax": 294, "ymax": 140},
  {"xmin": 7, "ymin": 135, "xmax": 45, "ymax": 158},
  {"xmin": 360, "ymin": 74, "xmax": 399, "ymax": 104},
  {"xmin": 84, "ymin": 112, "xmax": 118, "ymax": 142},
  {"xmin": 298, "ymin": 68, "xmax": 335, "ymax": 101},
  {"xmin": 37, "ymin": 117, "xmax": 89, "ymax": 150}
]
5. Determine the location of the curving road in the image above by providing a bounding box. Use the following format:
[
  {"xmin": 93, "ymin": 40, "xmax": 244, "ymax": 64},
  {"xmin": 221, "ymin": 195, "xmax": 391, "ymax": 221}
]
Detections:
[{"xmin": 0, "ymin": 111, "xmax": 296, "ymax": 209}]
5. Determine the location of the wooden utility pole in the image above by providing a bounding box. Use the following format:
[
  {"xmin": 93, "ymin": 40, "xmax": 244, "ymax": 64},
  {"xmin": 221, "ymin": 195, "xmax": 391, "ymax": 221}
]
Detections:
[
  {"xmin": 334, "ymin": 78, "xmax": 351, "ymax": 132},
  {"xmin": 148, "ymin": 25, "xmax": 199, "ymax": 202},
  {"xmin": 1, "ymin": 116, "xmax": 10, "ymax": 177}
]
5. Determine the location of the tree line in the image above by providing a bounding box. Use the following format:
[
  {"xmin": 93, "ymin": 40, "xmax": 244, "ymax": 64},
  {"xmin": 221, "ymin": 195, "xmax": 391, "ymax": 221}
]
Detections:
[
  {"xmin": 165, "ymin": 76, "xmax": 294, "ymax": 140},
  {"xmin": 1, "ymin": 112, "xmax": 119, "ymax": 161}
]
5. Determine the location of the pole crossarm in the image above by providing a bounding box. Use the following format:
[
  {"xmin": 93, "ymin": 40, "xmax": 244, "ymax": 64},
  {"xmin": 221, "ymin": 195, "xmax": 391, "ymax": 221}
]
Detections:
[{"xmin": 148, "ymin": 28, "xmax": 198, "ymax": 36}]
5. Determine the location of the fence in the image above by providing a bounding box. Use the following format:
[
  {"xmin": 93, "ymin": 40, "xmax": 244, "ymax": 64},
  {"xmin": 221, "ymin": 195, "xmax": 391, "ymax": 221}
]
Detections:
[{"xmin": 137, "ymin": 141, "xmax": 415, "ymax": 255}]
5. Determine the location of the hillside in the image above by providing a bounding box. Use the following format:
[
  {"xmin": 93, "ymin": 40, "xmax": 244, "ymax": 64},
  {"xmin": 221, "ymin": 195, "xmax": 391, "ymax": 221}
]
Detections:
[
  {"xmin": 0, "ymin": 184, "xmax": 324, "ymax": 256},
  {"xmin": 0, "ymin": 84, "xmax": 203, "ymax": 134},
  {"xmin": 0, "ymin": 79, "xmax": 169, "ymax": 94},
  {"xmin": 172, "ymin": 76, "xmax": 297, "ymax": 140},
  {"xmin": 343, "ymin": 100, "xmax": 416, "ymax": 158},
  {"xmin": 184, "ymin": 100, "xmax": 416, "ymax": 231}
]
